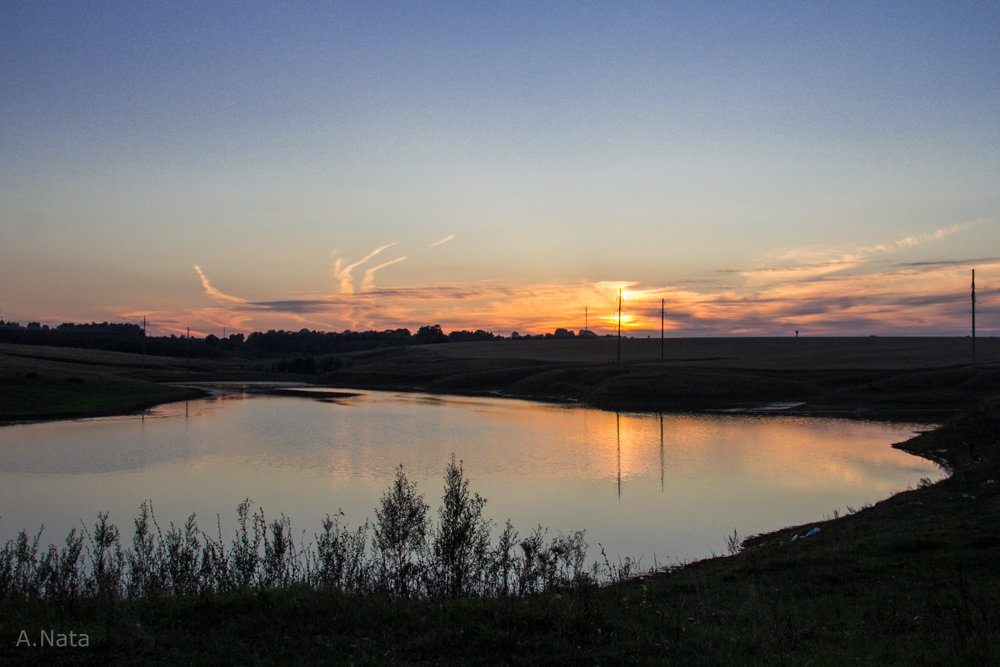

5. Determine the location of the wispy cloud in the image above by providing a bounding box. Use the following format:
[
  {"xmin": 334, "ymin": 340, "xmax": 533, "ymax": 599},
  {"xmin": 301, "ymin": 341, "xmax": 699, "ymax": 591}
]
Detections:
[
  {"xmin": 892, "ymin": 256, "xmax": 1000, "ymax": 270},
  {"xmin": 429, "ymin": 235, "xmax": 455, "ymax": 247},
  {"xmin": 331, "ymin": 243, "xmax": 398, "ymax": 294},
  {"xmin": 743, "ymin": 222, "xmax": 981, "ymax": 286},
  {"xmin": 193, "ymin": 265, "xmax": 247, "ymax": 304},
  {"xmin": 361, "ymin": 256, "xmax": 408, "ymax": 291}
]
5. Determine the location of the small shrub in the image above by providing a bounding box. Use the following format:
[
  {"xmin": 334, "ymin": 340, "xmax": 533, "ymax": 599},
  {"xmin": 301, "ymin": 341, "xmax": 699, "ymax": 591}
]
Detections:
[
  {"xmin": 127, "ymin": 501, "xmax": 163, "ymax": 598},
  {"xmin": 429, "ymin": 455, "xmax": 491, "ymax": 597},
  {"xmin": 598, "ymin": 544, "xmax": 639, "ymax": 583},
  {"xmin": 231, "ymin": 499, "xmax": 265, "ymax": 590},
  {"xmin": 489, "ymin": 519, "xmax": 519, "ymax": 597},
  {"xmin": 263, "ymin": 514, "xmax": 295, "ymax": 588},
  {"xmin": 84, "ymin": 512, "xmax": 123, "ymax": 599},
  {"xmin": 163, "ymin": 514, "xmax": 200, "ymax": 595},
  {"xmin": 38, "ymin": 528, "xmax": 84, "ymax": 601},
  {"xmin": 314, "ymin": 511, "xmax": 368, "ymax": 591},
  {"xmin": 373, "ymin": 465, "xmax": 429, "ymax": 597},
  {"xmin": 516, "ymin": 526, "xmax": 547, "ymax": 595},
  {"xmin": 725, "ymin": 528, "xmax": 742, "ymax": 556}
]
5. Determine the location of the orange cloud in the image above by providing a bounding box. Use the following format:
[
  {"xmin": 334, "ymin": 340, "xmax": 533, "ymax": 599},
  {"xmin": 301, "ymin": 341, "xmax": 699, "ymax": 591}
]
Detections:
[{"xmin": 137, "ymin": 226, "xmax": 996, "ymax": 338}]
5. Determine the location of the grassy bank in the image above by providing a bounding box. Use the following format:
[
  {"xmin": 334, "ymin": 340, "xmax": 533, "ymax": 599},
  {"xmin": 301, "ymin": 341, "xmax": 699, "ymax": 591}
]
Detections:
[
  {"xmin": 0, "ymin": 343, "xmax": 267, "ymax": 423},
  {"xmin": 1, "ymin": 408, "xmax": 998, "ymax": 664},
  {"xmin": 2, "ymin": 339, "xmax": 1000, "ymax": 663},
  {"xmin": 0, "ymin": 372, "xmax": 207, "ymax": 423}
]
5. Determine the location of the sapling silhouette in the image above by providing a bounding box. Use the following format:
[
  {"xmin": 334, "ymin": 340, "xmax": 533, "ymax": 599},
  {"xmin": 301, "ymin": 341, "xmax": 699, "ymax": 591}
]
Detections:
[
  {"xmin": 430, "ymin": 455, "xmax": 491, "ymax": 597},
  {"xmin": 373, "ymin": 465, "xmax": 429, "ymax": 596}
]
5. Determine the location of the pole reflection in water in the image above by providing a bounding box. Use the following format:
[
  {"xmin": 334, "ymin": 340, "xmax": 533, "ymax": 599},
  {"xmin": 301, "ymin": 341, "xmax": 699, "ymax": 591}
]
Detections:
[
  {"xmin": 0, "ymin": 389, "xmax": 944, "ymax": 566},
  {"xmin": 660, "ymin": 413, "xmax": 664, "ymax": 493},
  {"xmin": 616, "ymin": 412, "xmax": 622, "ymax": 501}
]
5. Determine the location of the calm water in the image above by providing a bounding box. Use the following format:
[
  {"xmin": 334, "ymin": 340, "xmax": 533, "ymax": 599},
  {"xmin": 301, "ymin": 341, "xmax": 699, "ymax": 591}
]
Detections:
[{"xmin": 0, "ymin": 388, "xmax": 943, "ymax": 565}]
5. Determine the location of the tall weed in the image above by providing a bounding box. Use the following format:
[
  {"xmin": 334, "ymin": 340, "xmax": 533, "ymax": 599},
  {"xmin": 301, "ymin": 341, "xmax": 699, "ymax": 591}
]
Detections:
[
  {"xmin": 429, "ymin": 455, "xmax": 491, "ymax": 597},
  {"xmin": 0, "ymin": 454, "xmax": 606, "ymax": 602},
  {"xmin": 373, "ymin": 465, "xmax": 429, "ymax": 596}
]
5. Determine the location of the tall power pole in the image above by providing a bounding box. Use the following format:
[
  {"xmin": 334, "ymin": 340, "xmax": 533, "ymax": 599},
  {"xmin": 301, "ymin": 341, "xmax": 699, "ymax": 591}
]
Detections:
[
  {"xmin": 660, "ymin": 298, "xmax": 665, "ymax": 362},
  {"xmin": 616, "ymin": 289, "xmax": 623, "ymax": 365},
  {"xmin": 972, "ymin": 269, "xmax": 977, "ymax": 366}
]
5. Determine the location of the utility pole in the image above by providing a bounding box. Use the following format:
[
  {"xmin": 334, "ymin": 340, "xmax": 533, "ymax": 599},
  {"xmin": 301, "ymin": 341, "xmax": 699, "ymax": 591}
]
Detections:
[
  {"xmin": 616, "ymin": 288, "xmax": 623, "ymax": 366},
  {"xmin": 660, "ymin": 298, "xmax": 665, "ymax": 362},
  {"xmin": 585, "ymin": 306, "xmax": 588, "ymax": 334},
  {"xmin": 972, "ymin": 269, "xmax": 977, "ymax": 367},
  {"xmin": 142, "ymin": 316, "xmax": 147, "ymax": 370}
]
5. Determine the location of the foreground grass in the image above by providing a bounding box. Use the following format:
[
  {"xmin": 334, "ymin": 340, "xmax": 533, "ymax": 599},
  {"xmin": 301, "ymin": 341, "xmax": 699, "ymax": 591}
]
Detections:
[
  {"xmin": 2, "ymin": 404, "xmax": 999, "ymax": 664},
  {"xmin": 3, "ymin": 341, "xmax": 1000, "ymax": 663}
]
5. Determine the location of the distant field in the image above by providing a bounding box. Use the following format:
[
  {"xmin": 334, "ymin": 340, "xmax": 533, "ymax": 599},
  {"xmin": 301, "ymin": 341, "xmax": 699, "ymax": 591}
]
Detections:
[
  {"xmin": 0, "ymin": 342, "xmax": 264, "ymax": 381},
  {"xmin": 4, "ymin": 337, "xmax": 999, "ymax": 421},
  {"xmin": 0, "ymin": 343, "xmax": 260, "ymax": 422},
  {"xmin": 434, "ymin": 336, "xmax": 998, "ymax": 370}
]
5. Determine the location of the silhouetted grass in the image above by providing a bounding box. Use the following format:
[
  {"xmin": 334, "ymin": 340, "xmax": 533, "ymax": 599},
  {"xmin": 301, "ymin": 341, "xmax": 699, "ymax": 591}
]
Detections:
[
  {"xmin": 0, "ymin": 457, "xmax": 600, "ymax": 606},
  {"xmin": 4, "ymin": 407, "xmax": 999, "ymax": 664}
]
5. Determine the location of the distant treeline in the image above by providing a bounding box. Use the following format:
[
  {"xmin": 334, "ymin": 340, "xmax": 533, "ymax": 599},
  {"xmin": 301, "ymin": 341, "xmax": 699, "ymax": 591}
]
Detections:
[{"xmin": 0, "ymin": 320, "xmax": 600, "ymax": 361}]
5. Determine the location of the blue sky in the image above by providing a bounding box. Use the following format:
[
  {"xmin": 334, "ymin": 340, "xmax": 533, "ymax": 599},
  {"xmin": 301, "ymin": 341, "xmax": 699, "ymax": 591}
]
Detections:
[{"xmin": 2, "ymin": 1, "xmax": 998, "ymax": 336}]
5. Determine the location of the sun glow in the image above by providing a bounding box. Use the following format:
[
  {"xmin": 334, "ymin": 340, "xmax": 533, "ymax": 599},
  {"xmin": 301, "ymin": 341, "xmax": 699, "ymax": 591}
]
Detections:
[
  {"xmin": 51, "ymin": 221, "xmax": 995, "ymax": 340},
  {"xmin": 137, "ymin": 253, "xmax": 999, "ymax": 339}
]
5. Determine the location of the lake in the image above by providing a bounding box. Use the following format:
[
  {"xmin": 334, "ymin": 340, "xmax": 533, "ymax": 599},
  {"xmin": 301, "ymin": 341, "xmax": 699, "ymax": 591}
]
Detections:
[{"xmin": 0, "ymin": 386, "xmax": 944, "ymax": 566}]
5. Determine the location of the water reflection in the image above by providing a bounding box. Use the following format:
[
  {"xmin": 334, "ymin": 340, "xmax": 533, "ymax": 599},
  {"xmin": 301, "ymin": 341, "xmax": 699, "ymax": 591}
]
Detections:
[
  {"xmin": 660, "ymin": 413, "xmax": 665, "ymax": 493},
  {"xmin": 615, "ymin": 412, "xmax": 671, "ymax": 499},
  {"xmin": 0, "ymin": 390, "xmax": 943, "ymax": 565},
  {"xmin": 616, "ymin": 413, "xmax": 621, "ymax": 500}
]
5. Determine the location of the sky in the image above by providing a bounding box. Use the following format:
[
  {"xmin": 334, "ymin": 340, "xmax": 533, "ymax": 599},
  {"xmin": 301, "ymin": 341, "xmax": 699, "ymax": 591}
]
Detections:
[{"xmin": 2, "ymin": 1, "xmax": 998, "ymax": 337}]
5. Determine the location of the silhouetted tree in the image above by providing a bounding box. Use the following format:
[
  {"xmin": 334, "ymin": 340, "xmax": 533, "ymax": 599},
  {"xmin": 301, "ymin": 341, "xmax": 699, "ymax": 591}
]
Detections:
[
  {"xmin": 415, "ymin": 325, "xmax": 448, "ymax": 345},
  {"xmin": 447, "ymin": 329, "xmax": 495, "ymax": 342}
]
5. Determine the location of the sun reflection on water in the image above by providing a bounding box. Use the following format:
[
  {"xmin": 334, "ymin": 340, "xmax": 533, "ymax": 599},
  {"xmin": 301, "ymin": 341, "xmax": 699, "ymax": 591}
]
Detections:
[{"xmin": 0, "ymin": 390, "xmax": 942, "ymax": 565}]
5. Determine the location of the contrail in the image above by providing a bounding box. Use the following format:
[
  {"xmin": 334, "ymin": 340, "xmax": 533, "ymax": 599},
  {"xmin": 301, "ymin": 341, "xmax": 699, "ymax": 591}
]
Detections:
[
  {"xmin": 332, "ymin": 243, "xmax": 397, "ymax": 294},
  {"xmin": 361, "ymin": 256, "xmax": 407, "ymax": 291},
  {"xmin": 194, "ymin": 265, "xmax": 247, "ymax": 303},
  {"xmin": 892, "ymin": 221, "xmax": 980, "ymax": 250},
  {"xmin": 430, "ymin": 235, "xmax": 455, "ymax": 247}
]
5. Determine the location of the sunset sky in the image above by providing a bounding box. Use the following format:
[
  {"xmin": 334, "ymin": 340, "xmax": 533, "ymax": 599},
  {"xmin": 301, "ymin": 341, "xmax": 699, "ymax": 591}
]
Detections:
[{"xmin": 2, "ymin": 1, "xmax": 998, "ymax": 337}]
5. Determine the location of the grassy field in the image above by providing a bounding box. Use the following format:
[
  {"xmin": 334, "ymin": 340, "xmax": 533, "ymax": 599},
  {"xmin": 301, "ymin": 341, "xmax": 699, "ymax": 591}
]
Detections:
[
  {"xmin": 435, "ymin": 335, "xmax": 998, "ymax": 369},
  {"xmin": 2, "ymin": 338, "xmax": 1000, "ymax": 663},
  {"xmin": 0, "ymin": 342, "xmax": 275, "ymax": 423},
  {"xmin": 325, "ymin": 336, "xmax": 1000, "ymax": 418},
  {"xmin": 5, "ymin": 336, "xmax": 997, "ymax": 420}
]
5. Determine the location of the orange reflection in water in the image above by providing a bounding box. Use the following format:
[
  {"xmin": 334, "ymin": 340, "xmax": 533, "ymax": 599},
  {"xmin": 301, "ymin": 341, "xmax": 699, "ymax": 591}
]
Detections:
[
  {"xmin": 587, "ymin": 410, "xmax": 930, "ymax": 495},
  {"xmin": 0, "ymin": 391, "xmax": 942, "ymax": 566}
]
